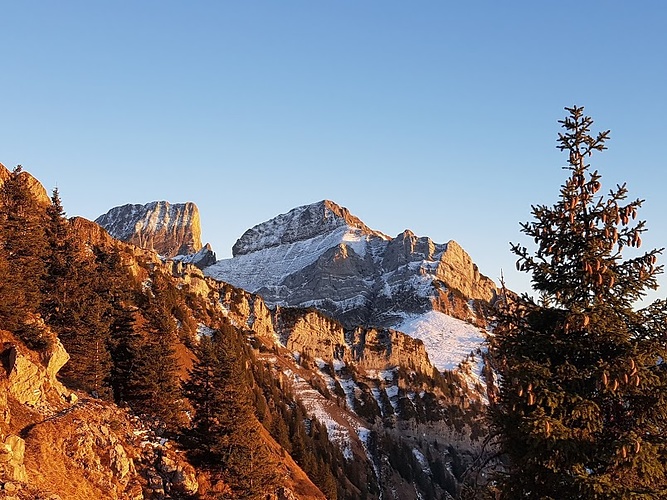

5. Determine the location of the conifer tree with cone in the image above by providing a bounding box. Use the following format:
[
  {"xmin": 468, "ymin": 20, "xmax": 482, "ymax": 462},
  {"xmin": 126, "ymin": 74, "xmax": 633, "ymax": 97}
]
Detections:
[{"xmin": 490, "ymin": 106, "xmax": 667, "ymax": 499}]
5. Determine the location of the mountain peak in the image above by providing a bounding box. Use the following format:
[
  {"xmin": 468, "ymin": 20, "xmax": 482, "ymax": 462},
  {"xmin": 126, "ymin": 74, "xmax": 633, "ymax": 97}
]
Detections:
[
  {"xmin": 232, "ymin": 200, "xmax": 388, "ymax": 256},
  {"xmin": 95, "ymin": 200, "xmax": 202, "ymax": 257}
]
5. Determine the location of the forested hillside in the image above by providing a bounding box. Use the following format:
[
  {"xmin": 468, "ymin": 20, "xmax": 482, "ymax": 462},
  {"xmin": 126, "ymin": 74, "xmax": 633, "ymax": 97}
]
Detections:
[
  {"xmin": 0, "ymin": 163, "xmax": 493, "ymax": 499},
  {"xmin": 0, "ymin": 164, "xmax": 332, "ymax": 499}
]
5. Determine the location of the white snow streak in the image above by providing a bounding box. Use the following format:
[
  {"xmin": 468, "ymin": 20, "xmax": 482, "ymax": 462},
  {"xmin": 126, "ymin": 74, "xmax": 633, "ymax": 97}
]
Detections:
[{"xmin": 396, "ymin": 311, "xmax": 487, "ymax": 372}]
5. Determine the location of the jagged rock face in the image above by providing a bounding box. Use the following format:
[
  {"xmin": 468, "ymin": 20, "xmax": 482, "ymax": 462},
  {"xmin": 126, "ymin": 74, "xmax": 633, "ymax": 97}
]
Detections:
[
  {"xmin": 205, "ymin": 201, "xmax": 497, "ymax": 332},
  {"xmin": 437, "ymin": 239, "xmax": 496, "ymax": 301},
  {"xmin": 21, "ymin": 398, "xmax": 201, "ymax": 500},
  {"xmin": 172, "ymin": 242, "xmax": 217, "ymax": 270},
  {"xmin": 277, "ymin": 310, "xmax": 435, "ymax": 375},
  {"xmin": 70, "ymin": 216, "xmax": 117, "ymax": 247},
  {"xmin": 0, "ymin": 434, "xmax": 27, "ymax": 483},
  {"xmin": 95, "ymin": 201, "xmax": 203, "ymax": 257},
  {"xmin": 188, "ymin": 277, "xmax": 441, "ymax": 377},
  {"xmin": 232, "ymin": 200, "xmax": 387, "ymax": 256}
]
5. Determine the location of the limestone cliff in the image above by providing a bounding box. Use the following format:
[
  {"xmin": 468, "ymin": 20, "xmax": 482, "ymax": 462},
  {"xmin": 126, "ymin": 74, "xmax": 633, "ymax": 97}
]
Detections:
[
  {"xmin": 95, "ymin": 201, "xmax": 203, "ymax": 257},
  {"xmin": 275, "ymin": 309, "xmax": 436, "ymax": 377}
]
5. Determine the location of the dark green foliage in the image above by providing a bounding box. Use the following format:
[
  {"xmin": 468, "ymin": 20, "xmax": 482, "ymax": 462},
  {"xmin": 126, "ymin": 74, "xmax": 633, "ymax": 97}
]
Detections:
[
  {"xmin": 185, "ymin": 330, "xmax": 279, "ymax": 498},
  {"xmin": 252, "ymin": 358, "xmax": 350, "ymax": 499},
  {"xmin": 54, "ymin": 245, "xmax": 115, "ymax": 398},
  {"xmin": 0, "ymin": 166, "xmax": 51, "ymax": 349},
  {"xmin": 41, "ymin": 188, "xmax": 81, "ymax": 324},
  {"xmin": 109, "ymin": 300, "xmax": 140, "ymax": 403},
  {"xmin": 353, "ymin": 380, "xmax": 381, "ymax": 421},
  {"xmin": 123, "ymin": 271, "xmax": 184, "ymax": 429},
  {"xmin": 491, "ymin": 106, "xmax": 667, "ymax": 499}
]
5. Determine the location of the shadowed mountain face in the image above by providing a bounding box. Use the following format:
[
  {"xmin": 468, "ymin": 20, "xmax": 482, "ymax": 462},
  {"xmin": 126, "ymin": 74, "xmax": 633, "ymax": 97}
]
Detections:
[
  {"xmin": 205, "ymin": 200, "xmax": 498, "ymax": 330},
  {"xmin": 95, "ymin": 201, "xmax": 202, "ymax": 258}
]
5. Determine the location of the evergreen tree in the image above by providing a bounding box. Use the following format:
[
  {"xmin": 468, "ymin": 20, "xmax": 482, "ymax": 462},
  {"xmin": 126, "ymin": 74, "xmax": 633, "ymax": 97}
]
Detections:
[
  {"xmin": 40, "ymin": 188, "xmax": 84, "ymax": 324},
  {"xmin": 55, "ymin": 244, "xmax": 114, "ymax": 398},
  {"xmin": 0, "ymin": 166, "xmax": 50, "ymax": 348},
  {"xmin": 490, "ymin": 106, "xmax": 667, "ymax": 498},
  {"xmin": 185, "ymin": 330, "xmax": 279, "ymax": 498},
  {"xmin": 109, "ymin": 297, "xmax": 141, "ymax": 404},
  {"xmin": 124, "ymin": 272, "xmax": 184, "ymax": 429}
]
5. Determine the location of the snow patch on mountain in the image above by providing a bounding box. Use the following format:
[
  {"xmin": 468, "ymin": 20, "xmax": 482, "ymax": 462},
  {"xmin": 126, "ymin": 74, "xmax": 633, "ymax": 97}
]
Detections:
[
  {"xmin": 286, "ymin": 369, "xmax": 356, "ymax": 460},
  {"xmin": 396, "ymin": 311, "xmax": 487, "ymax": 372},
  {"xmin": 205, "ymin": 226, "xmax": 381, "ymax": 292}
]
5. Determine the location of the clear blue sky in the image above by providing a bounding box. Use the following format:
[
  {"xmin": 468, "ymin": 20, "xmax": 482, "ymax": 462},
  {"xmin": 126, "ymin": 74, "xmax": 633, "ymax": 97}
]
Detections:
[{"xmin": 2, "ymin": 1, "xmax": 666, "ymax": 303}]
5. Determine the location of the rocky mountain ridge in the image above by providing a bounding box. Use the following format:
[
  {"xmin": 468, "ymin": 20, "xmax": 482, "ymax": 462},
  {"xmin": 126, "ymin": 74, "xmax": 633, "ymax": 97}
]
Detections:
[
  {"xmin": 75, "ymin": 214, "xmax": 490, "ymax": 499},
  {"xmin": 97, "ymin": 196, "xmax": 497, "ymax": 378},
  {"xmin": 95, "ymin": 201, "xmax": 203, "ymax": 258},
  {"xmin": 232, "ymin": 199, "xmax": 388, "ymax": 256},
  {"xmin": 0, "ymin": 163, "xmax": 50, "ymax": 206},
  {"xmin": 207, "ymin": 201, "xmax": 497, "ymax": 325},
  {"xmin": 204, "ymin": 200, "xmax": 497, "ymax": 373}
]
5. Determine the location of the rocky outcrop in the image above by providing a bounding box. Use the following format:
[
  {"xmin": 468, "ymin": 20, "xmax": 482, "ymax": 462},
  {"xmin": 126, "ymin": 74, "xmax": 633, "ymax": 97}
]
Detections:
[
  {"xmin": 287, "ymin": 314, "xmax": 435, "ymax": 376},
  {"xmin": 0, "ymin": 434, "xmax": 27, "ymax": 483},
  {"xmin": 436, "ymin": 240, "xmax": 496, "ymax": 302},
  {"xmin": 0, "ymin": 163, "xmax": 50, "ymax": 206},
  {"xmin": 348, "ymin": 327, "xmax": 435, "ymax": 375},
  {"xmin": 172, "ymin": 242, "xmax": 217, "ymax": 270},
  {"xmin": 95, "ymin": 201, "xmax": 203, "ymax": 257},
  {"xmin": 2, "ymin": 330, "xmax": 70, "ymax": 407},
  {"xmin": 0, "ymin": 328, "xmax": 73, "ymax": 494},
  {"xmin": 156, "ymin": 453, "xmax": 198, "ymax": 496},
  {"xmin": 20, "ymin": 397, "xmax": 201, "ymax": 500},
  {"xmin": 70, "ymin": 216, "xmax": 117, "ymax": 248}
]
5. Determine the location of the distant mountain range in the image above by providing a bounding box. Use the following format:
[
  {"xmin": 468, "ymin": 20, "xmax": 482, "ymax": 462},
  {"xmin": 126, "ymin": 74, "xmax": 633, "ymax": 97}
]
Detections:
[{"xmin": 97, "ymin": 198, "xmax": 498, "ymax": 373}]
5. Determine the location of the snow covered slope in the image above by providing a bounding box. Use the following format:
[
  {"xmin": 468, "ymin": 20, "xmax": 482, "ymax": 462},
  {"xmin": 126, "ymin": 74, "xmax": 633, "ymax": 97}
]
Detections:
[{"xmin": 396, "ymin": 311, "xmax": 487, "ymax": 372}]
